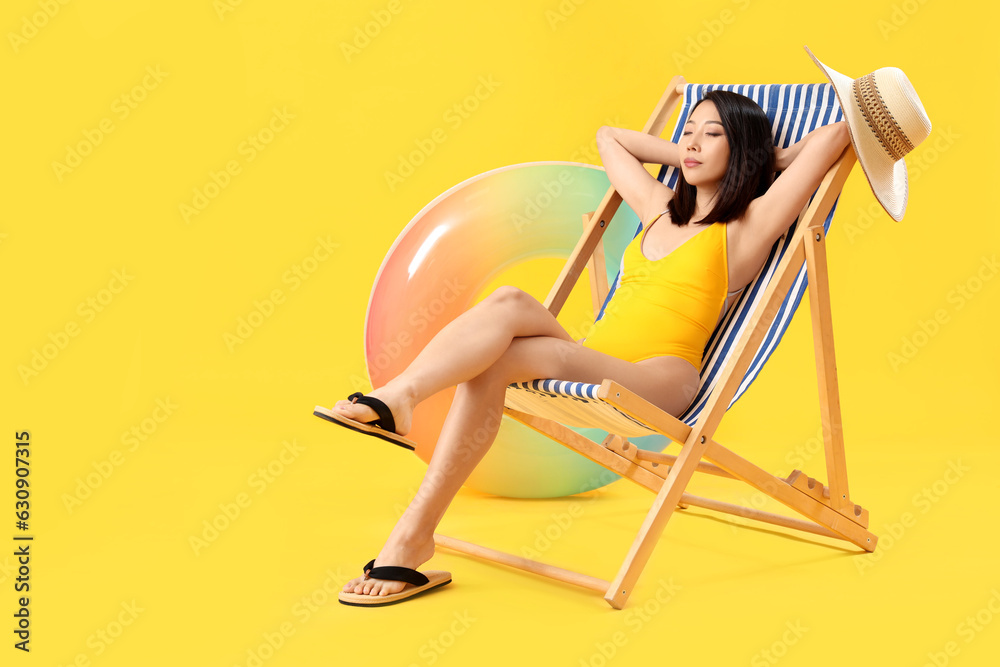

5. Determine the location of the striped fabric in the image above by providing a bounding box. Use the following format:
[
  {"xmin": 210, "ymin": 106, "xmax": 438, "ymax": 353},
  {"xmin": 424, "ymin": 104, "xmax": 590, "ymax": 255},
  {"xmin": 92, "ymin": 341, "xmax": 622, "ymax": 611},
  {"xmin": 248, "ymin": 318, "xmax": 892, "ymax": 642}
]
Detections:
[{"xmin": 505, "ymin": 83, "xmax": 845, "ymax": 437}]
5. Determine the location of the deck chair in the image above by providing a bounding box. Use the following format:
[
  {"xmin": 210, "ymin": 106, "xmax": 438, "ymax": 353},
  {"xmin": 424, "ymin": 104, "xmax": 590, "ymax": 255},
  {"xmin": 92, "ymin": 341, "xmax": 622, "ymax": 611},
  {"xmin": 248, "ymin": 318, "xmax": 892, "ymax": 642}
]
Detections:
[{"xmin": 432, "ymin": 76, "xmax": 878, "ymax": 609}]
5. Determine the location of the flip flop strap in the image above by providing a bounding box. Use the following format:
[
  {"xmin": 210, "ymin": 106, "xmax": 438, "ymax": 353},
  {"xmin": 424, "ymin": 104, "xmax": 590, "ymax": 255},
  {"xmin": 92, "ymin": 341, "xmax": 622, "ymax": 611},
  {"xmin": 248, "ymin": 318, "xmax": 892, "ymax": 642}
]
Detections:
[
  {"xmin": 362, "ymin": 559, "xmax": 429, "ymax": 586},
  {"xmin": 347, "ymin": 392, "xmax": 396, "ymax": 433}
]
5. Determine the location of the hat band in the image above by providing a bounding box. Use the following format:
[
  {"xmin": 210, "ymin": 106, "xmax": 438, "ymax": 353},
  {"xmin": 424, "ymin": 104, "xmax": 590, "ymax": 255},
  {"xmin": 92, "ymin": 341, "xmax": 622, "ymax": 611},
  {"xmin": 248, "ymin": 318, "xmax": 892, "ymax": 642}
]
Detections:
[{"xmin": 852, "ymin": 73, "xmax": 914, "ymax": 162}]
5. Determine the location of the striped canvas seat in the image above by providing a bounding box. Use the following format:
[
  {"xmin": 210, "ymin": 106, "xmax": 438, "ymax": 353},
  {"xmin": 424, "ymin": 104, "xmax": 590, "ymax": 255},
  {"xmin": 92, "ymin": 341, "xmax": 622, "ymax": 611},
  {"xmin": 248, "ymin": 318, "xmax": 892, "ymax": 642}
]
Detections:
[{"xmin": 504, "ymin": 83, "xmax": 845, "ymax": 438}]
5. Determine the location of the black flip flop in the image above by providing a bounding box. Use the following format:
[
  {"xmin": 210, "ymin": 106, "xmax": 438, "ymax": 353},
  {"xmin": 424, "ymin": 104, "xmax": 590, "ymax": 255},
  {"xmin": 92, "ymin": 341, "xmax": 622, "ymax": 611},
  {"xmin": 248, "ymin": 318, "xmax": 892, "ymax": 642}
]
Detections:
[
  {"xmin": 339, "ymin": 558, "xmax": 452, "ymax": 607},
  {"xmin": 313, "ymin": 392, "xmax": 417, "ymax": 450}
]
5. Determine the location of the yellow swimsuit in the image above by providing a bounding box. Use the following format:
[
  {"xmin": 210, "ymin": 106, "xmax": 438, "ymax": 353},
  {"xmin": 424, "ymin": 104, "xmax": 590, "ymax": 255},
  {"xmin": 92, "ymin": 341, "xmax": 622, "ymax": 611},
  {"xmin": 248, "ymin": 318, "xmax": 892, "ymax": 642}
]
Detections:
[{"xmin": 580, "ymin": 210, "xmax": 734, "ymax": 369}]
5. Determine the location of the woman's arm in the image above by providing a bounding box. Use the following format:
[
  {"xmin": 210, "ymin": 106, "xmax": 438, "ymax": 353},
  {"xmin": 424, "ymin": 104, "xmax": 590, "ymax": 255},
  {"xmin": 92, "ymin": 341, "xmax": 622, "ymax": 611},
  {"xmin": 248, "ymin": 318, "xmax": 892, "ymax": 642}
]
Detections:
[
  {"xmin": 744, "ymin": 121, "xmax": 850, "ymax": 255},
  {"xmin": 596, "ymin": 126, "xmax": 675, "ymax": 223},
  {"xmin": 606, "ymin": 120, "xmax": 846, "ymax": 172},
  {"xmin": 599, "ymin": 126, "xmax": 682, "ymax": 168},
  {"xmin": 775, "ymin": 121, "xmax": 847, "ymax": 171}
]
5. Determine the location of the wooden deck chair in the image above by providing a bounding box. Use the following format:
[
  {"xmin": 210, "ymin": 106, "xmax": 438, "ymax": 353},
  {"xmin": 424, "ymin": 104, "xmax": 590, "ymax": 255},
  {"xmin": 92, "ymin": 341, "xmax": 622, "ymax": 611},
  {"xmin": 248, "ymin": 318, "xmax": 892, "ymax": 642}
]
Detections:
[{"xmin": 432, "ymin": 76, "xmax": 878, "ymax": 610}]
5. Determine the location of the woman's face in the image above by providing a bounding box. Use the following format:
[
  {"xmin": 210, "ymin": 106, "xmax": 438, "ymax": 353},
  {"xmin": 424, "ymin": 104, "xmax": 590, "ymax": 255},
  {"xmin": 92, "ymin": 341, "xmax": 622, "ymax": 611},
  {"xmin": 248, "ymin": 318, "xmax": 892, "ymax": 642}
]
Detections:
[{"xmin": 678, "ymin": 100, "xmax": 730, "ymax": 187}]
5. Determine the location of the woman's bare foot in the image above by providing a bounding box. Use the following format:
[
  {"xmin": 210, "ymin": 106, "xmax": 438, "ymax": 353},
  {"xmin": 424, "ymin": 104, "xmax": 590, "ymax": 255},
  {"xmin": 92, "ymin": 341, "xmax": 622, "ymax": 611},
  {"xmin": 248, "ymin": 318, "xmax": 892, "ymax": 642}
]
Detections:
[
  {"xmin": 342, "ymin": 532, "xmax": 437, "ymax": 598},
  {"xmin": 330, "ymin": 383, "xmax": 416, "ymax": 437}
]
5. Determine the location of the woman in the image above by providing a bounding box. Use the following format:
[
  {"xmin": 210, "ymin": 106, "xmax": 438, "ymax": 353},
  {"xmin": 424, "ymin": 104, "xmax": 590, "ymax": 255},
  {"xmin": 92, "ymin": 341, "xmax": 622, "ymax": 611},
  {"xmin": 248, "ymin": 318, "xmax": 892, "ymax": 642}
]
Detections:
[{"xmin": 330, "ymin": 90, "xmax": 850, "ymax": 605}]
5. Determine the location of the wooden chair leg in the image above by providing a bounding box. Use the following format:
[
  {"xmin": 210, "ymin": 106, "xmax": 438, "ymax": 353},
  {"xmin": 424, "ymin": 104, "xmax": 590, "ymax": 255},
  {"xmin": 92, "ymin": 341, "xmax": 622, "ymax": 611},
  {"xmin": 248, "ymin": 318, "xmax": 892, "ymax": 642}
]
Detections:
[
  {"xmin": 604, "ymin": 432, "xmax": 712, "ymax": 609},
  {"xmin": 804, "ymin": 225, "xmax": 852, "ymax": 514}
]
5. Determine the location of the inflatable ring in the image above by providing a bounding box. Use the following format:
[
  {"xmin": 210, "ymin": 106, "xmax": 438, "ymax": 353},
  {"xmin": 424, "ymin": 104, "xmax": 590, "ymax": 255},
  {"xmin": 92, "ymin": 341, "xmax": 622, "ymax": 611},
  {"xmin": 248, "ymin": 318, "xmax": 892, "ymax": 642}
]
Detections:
[{"xmin": 365, "ymin": 161, "xmax": 670, "ymax": 498}]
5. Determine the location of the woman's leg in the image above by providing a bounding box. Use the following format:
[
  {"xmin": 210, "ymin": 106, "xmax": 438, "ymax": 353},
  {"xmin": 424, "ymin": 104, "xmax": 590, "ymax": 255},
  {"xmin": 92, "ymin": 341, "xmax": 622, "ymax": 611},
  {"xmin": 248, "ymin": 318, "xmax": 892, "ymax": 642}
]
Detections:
[
  {"xmin": 343, "ymin": 373, "xmax": 510, "ymax": 597},
  {"xmin": 341, "ymin": 331, "xmax": 701, "ymax": 598},
  {"xmin": 329, "ymin": 286, "xmax": 575, "ymax": 435}
]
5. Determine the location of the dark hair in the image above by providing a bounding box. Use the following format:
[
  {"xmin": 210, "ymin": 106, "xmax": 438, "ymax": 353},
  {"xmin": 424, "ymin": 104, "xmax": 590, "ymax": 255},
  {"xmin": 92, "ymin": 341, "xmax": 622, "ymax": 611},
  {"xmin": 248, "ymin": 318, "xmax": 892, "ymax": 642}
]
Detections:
[{"xmin": 667, "ymin": 90, "xmax": 775, "ymax": 227}]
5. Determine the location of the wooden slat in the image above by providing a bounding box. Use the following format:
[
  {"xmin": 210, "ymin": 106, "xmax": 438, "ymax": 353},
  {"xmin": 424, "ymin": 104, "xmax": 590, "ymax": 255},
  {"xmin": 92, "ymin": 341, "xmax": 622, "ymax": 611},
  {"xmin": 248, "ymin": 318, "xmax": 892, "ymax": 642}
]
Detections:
[
  {"xmin": 605, "ymin": 436, "xmax": 736, "ymax": 480},
  {"xmin": 433, "ymin": 534, "xmax": 610, "ymax": 593},
  {"xmin": 599, "ymin": 434, "xmax": 668, "ymax": 482},
  {"xmin": 435, "ymin": 492, "xmax": 842, "ymax": 596},
  {"xmin": 705, "ymin": 441, "xmax": 877, "ymax": 551},
  {"xmin": 596, "ymin": 379, "xmax": 692, "ymax": 444},
  {"xmin": 584, "ymin": 212, "xmax": 610, "ymax": 316},
  {"xmin": 677, "ymin": 493, "xmax": 839, "ymax": 539},
  {"xmin": 629, "ymin": 447, "xmax": 734, "ymax": 479},
  {"xmin": 502, "ymin": 408, "xmax": 664, "ymax": 493}
]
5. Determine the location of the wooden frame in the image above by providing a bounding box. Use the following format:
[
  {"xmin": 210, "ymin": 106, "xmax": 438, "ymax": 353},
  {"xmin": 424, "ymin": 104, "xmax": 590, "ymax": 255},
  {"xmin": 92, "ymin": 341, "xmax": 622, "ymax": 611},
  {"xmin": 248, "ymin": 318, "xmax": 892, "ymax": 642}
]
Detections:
[{"xmin": 433, "ymin": 76, "xmax": 876, "ymax": 609}]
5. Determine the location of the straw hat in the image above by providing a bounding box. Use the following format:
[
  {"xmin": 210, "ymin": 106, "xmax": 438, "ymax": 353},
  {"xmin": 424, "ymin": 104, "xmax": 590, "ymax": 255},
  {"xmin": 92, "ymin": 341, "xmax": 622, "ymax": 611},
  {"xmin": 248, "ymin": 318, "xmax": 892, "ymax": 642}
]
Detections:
[{"xmin": 804, "ymin": 45, "xmax": 931, "ymax": 221}]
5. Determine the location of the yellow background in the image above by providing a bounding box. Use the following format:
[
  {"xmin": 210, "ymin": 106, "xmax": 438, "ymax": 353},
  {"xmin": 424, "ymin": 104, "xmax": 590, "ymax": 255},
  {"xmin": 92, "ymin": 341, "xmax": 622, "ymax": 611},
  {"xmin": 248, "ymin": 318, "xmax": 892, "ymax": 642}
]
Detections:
[{"xmin": 3, "ymin": 0, "xmax": 998, "ymax": 664}]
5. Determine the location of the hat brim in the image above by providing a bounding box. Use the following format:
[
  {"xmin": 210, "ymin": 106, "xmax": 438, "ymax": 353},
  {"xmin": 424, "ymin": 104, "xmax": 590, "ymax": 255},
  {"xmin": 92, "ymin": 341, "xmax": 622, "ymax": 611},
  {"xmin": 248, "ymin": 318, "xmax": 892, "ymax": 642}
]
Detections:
[{"xmin": 804, "ymin": 46, "xmax": 908, "ymax": 222}]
